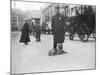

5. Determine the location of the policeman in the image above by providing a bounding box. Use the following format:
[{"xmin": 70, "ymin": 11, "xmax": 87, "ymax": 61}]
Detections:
[{"xmin": 51, "ymin": 5, "xmax": 66, "ymax": 55}]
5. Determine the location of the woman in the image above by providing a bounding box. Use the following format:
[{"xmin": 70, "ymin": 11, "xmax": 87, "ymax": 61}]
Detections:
[{"xmin": 19, "ymin": 19, "xmax": 30, "ymax": 45}]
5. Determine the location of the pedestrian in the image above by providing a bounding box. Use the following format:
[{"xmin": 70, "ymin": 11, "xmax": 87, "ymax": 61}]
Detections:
[
  {"xmin": 28, "ymin": 19, "xmax": 34, "ymax": 35},
  {"xmin": 49, "ymin": 5, "xmax": 66, "ymax": 56},
  {"xmin": 34, "ymin": 22, "xmax": 41, "ymax": 42},
  {"xmin": 19, "ymin": 19, "xmax": 30, "ymax": 45}
]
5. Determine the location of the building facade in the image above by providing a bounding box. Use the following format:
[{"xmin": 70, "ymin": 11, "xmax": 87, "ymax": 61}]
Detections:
[
  {"xmin": 11, "ymin": 9, "xmax": 42, "ymax": 31},
  {"xmin": 42, "ymin": 4, "xmax": 96, "ymax": 22},
  {"xmin": 41, "ymin": 4, "xmax": 80, "ymax": 23}
]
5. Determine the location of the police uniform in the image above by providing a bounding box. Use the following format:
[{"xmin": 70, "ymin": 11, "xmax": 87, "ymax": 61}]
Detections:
[{"xmin": 52, "ymin": 9, "xmax": 65, "ymax": 53}]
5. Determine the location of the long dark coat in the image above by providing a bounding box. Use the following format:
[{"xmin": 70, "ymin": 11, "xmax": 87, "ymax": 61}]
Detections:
[
  {"xmin": 20, "ymin": 22, "xmax": 30, "ymax": 43},
  {"xmin": 34, "ymin": 24, "xmax": 41, "ymax": 38},
  {"xmin": 52, "ymin": 13, "xmax": 65, "ymax": 43}
]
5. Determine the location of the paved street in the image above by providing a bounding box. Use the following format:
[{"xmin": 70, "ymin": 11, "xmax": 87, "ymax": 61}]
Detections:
[{"xmin": 11, "ymin": 31, "xmax": 96, "ymax": 74}]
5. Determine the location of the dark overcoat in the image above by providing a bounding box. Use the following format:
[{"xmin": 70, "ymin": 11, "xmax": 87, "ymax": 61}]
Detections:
[
  {"xmin": 52, "ymin": 13, "xmax": 65, "ymax": 43},
  {"xmin": 20, "ymin": 22, "xmax": 30, "ymax": 43},
  {"xmin": 34, "ymin": 24, "xmax": 41, "ymax": 38}
]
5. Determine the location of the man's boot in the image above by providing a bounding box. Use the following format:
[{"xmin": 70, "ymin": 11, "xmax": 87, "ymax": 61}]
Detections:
[{"xmin": 58, "ymin": 43, "xmax": 66, "ymax": 54}]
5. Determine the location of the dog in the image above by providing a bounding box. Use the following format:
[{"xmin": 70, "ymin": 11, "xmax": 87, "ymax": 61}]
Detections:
[{"xmin": 48, "ymin": 49, "xmax": 56, "ymax": 56}]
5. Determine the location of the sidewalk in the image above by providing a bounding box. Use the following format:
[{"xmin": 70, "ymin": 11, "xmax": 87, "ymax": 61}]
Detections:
[{"xmin": 11, "ymin": 32, "xmax": 96, "ymax": 74}]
